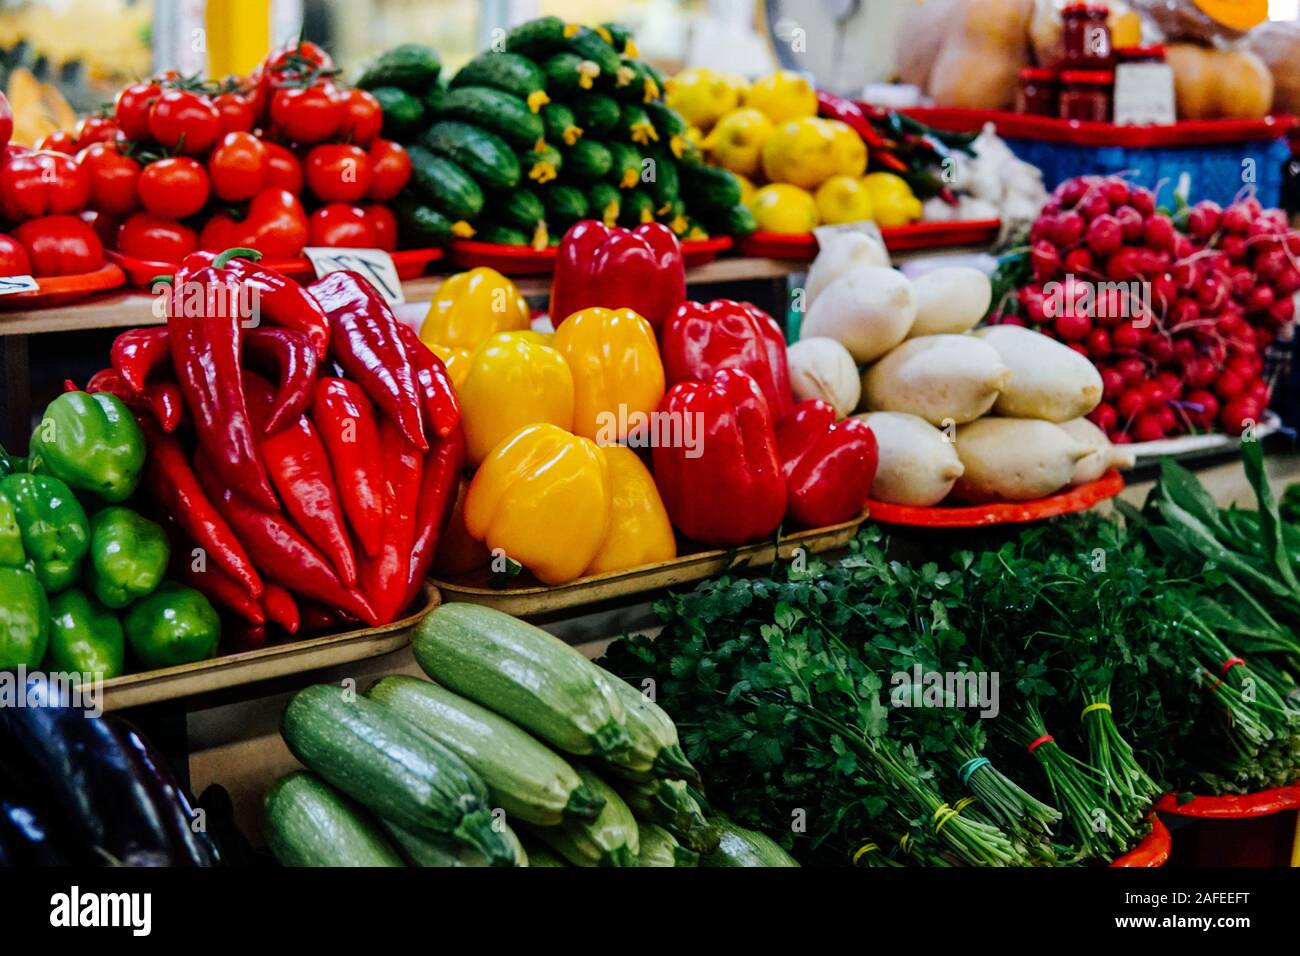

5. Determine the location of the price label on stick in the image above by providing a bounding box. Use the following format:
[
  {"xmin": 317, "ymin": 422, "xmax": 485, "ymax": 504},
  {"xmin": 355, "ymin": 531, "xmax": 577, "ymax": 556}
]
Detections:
[
  {"xmin": 0, "ymin": 275, "xmax": 40, "ymax": 297},
  {"xmin": 304, "ymin": 248, "xmax": 405, "ymax": 306}
]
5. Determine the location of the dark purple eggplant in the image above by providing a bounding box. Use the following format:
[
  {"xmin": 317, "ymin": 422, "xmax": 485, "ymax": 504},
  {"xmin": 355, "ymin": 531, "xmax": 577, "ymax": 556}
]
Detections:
[{"xmin": 0, "ymin": 674, "xmax": 223, "ymax": 867}]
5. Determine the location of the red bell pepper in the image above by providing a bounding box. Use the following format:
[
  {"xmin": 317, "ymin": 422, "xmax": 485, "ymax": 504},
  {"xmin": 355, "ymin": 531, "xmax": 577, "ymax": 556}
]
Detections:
[
  {"xmin": 197, "ymin": 187, "xmax": 309, "ymax": 261},
  {"xmin": 394, "ymin": 321, "xmax": 461, "ymax": 440},
  {"xmin": 311, "ymin": 377, "xmax": 386, "ymax": 558},
  {"xmin": 309, "ymin": 269, "xmax": 427, "ymax": 452},
  {"xmin": 402, "ymin": 425, "xmax": 465, "ymax": 612},
  {"xmin": 12, "ymin": 215, "xmax": 103, "ymax": 277},
  {"xmin": 360, "ymin": 419, "xmax": 423, "ymax": 625},
  {"xmin": 660, "ymin": 299, "xmax": 793, "ymax": 420},
  {"xmin": 0, "ymin": 233, "xmax": 31, "ymax": 276},
  {"xmin": 0, "ymin": 91, "xmax": 11, "ymax": 152},
  {"xmin": 86, "ymin": 368, "xmax": 184, "ymax": 434},
  {"xmin": 0, "ymin": 150, "xmax": 90, "ymax": 221},
  {"xmin": 243, "ymin": 327, "xmax": 318, "ymax": 434},
  {"xmin": 550, "ymin": 220, "xmax": 686, "ymax": 333},
  {"xmin": 651, "ymin": 368, "xmax": 787, "ymax": 547},
  {"xmin": 110, "ymin": 327, "xmax": 172, "ymax": 394},
  {"xmin": 775, "ymin": 399, "xmax": 878, "ymax": 529}
]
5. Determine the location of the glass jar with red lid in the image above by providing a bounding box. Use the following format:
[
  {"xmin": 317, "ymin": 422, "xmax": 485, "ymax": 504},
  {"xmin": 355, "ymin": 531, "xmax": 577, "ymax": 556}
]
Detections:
[
  {"xmin": 1017, "ymin": 67, "xmax": 1059, "ymax": 116},
  {"xmin": 1059, "ymin": 70, "xmax": 1114, "ymax": 122},
  {"xmin": 1116, "ymin": 45, "xmax": 1166, "ymax": 65},
  {"xmin": 1062, "ymin": 3, "xmax": 1113, "ymax": 69}
]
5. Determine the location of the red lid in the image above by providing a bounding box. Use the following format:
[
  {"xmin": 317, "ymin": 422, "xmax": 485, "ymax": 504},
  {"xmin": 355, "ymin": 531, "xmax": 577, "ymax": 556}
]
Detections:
[
  {"xmin": 1117, "ymin": 44, "xmax": 1166, "ymax": 59},
  {"xmin": 1059, "ymin": 70, "xmax": 1115, "ymax": 85},
  {"xmin": 1020, "ymin": 66, "xmax": 1058, "ymax": 81},
  {"xmin": 1062, "ymin": 2, "xmax": 1111, "ymax": 15}
]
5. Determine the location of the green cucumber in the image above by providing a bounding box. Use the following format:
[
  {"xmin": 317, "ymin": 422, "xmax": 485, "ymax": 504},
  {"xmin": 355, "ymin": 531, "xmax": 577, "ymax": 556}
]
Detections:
[
  {"xmin": 643, "ymin": 145, "xmax": 679, "ymax": 206},
  {"xmin": 527, "ymin": 767, "xmax": 639, "ymax": 867},
  {"xmin": 600, "ymin": 22, "xmax": 636, "ymax": 54},
  {"xmin": 596, "ymin": 673, "xmax": 698, "ymax": 782},
  {"xmin": 422, "ymin": 82, "xmax": 448, "ymax": 115},
  {"xmin": 393, "ymin": 194, "xmax": 456, "ymax": 245},
  {"xmin": 606, "ymin": 141, "xmax": 643, "ymax": 190},
  {"xmin": 702, "ymin": 817, "xmax": 800, "ymax": 867},
  {"xmin": 567, "ymin": 27, "xmax": 622, "ymax": 76},
  {"xmin": 370, "ymin": 86, "xmax": 426, "ymax": 142},
  {"xmin": 413, "ymin": 603, "xmax": 630, "ymax": 758},
  {"xmin": 646, "ymin": 102, "xmax": 688, "ymax": 144},
  {"xmin": 368, "ymin": 676, "xmax": 604, "ymax": 826},
  {"xmin": 562, "ymin": 139, "xmax": 612, "ymax": 182},
  {"xmin": 505, "ymin": 15, "xmax": 575, "ymax": 59},
  {"xmin": 382, "ymin": 818, "xmax": 529, "ymax": 868},
  {"xmin": 568, "ymin": 95, "xmax": 621, "ymax": 136},
  {"xmin": 406, "ymin": 146, "xmax": 484, "ymax": 221},
  {"xmin": 614, "ymin": 59, "xmax": 657, "ymax": 102},
  {"xmin": 657, "ymin": 198, "xmax": 688, "ymax": 234},
  {"xmin": 541, "ymin": 103, "xmax": 583, "ymax": 146},
  {"xmin": 544, "ymin": 52, "xmax": 602, "ymax": 97},
  {"xmin": 280, "ymin": 684, "xmax": 515, "ymax": 865},
  {"xmin": 424, "ymin": 120, "xmax": 520, "ymax": 191},
  {"xmin": 438, "ymin": 86, "xmax": 545, "ymax": 149},
  {"xmin": 543, "ymin": 185, "xmax": 589, "ymax": 229},
  {"xmin": 356, "ymin": 44, "xmax": 441, "ymax": 93},
  {"xmin": 494, "ymin": 188, "xmax": 546, "ymax": 231},
  {"xmin": 617, "ymin": 777, "xmax": 718, "ymax": 853},
  {"xmin": 473, "ymin": 222, "xmax": 531, "ymax": 246},
  {"xmin": 702, "ymin": 203, "xmax": 758, "ymax": 238},
  {"xmin": 520, "ymin": 142, "xmax": 562, "ymax": 184},
  {"xmin": 618, "ymin": 189, "xmax": 655, "ymax": 227},
  {"xmin": 263, "ymin": 772, "xmax": 404, "ymax": 868},
  {"xmin": 637, "ymin": 822, "xmax": 699, "ymax": 867},
  {"xmin": 451, "ymin": 52, "xmax": 550, "ymax": 113},
  {"xmin": 680, "ymin": 163, "xmax": 742, "ymax": 211},
  {"xmin": 585, "ymin": 182, "xmax": 621, "ymax": 226},
  {"xmin": 618, "ymin": 103, "xmax": 660, "ymax": 146}
]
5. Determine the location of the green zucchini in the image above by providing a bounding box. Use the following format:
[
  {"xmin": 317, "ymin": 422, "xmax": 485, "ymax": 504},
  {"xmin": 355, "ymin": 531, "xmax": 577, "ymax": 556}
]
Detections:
[
  {"xmin": 280, "ymin": 684, "xmax": 515, "ymax": 865},
  {"xmin": 382, "ymin": 818, "xmax": 529, "ymax": 868},
  {"xmin": 702, "ymin": 817, "xmax": 800, "ymax": 867},
  {"xmin": 562, "ymin": 139, "xmax": 612, "ymax": 182},
  {"xmin": 568, "ymin": 95, "xmax": 621, "ymax": 136},
  {"xmin": 393, "ymin": 194, "xmax": 456, "ymax": 245},
  {"xmin": 438, "ymin": 86, "xmax": 545, "ymax": 149},
  {"xmin": 520, "ymin": 142, "xmax": 561, "ymax": 185},
  {"xmin": 618, "ymin": 103, "xmax": 660, "ymax": 146},
  {"xmin": 356, "ymin": 44, "xmax": 441, "ymax": 93},
  {"xmin": 451, "ymin": 52, "xmax": 550, "ymax": 113},
  {"xmin": 370, "ymin": 86, "xmax": 426, "ymax": 142},
  {"xmin": 424, "ymin": 120, "xmax": 520, "ymax": 191},
  {"xmin": 567, "ymin": 27, "xmax": 622, "ymax": 76},
  {"xmin": 618, "ymin": 189, "xmax": 655, "ymax": 227},
  {"xmin": 586, "ymin": 182, "xmax": 621, "ymax": 226},
  {"xmin": 413, "ymin": 603, "xmax": 630, "ymax": 758},
  {"xmin": 596, "ymin": 673, "xmax": 699, "ymax": 782},
  {"xmin": 680, "ymin": 163, "xmax": 742, "ymax": 211},
  {"xmin": 617, "ymin": 777, "xmax": 717, "ymax": 853},
  {"xmin": 263, "ymin": 772, "xmax": 404, "ymax": 868},
  {"xmin": 637, "ymin": 822, "xmax": 699, "ymax": 867},
  {"xmin": 541, "ymin": 103, "xmax": 583, "ymax": 146},
  {"xmin": 528, "ymin": 767, "xmax": 639, "ymax": 867},
  {"xmin": 505, "ymin": 15, "xmax": 575, "ymax": 59},
  {"xmin": 606, "ymin": 141, "xmax": 643, "ymax": 190},
  {"xmin": 701, "ymin": 203, "xmax": 758, "ymax": 238},
  {"xmin": 544, "ymin": 52, "xmax": 602, "ymax": 97},
  {"xmin": 543, "ymin": 185, "xmax": 589, "ymax": 230},
  {"xmin": 472, "ymin": 222, "xmax": 531, "ymax": 246},
  {"xmin": 643, "ymin": 145, "xmax": 679, "ymax": 207},
  {"xmin": 367, "ymin": 675, "xmax": 604, "ymax": 826},
  {"xmin": 405, "ymin": 146, "xmax": 484, "ymax": 221},
  {"xmin": 519, "ymin": 836, "xmax": 569, "ymax": 867}
]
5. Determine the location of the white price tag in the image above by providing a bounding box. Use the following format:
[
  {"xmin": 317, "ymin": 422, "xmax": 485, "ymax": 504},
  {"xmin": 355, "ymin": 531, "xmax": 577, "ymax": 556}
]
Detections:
[
  {"xmin": 1113, "ymin": 63, "xmax": 1177, "ymax": 127},
  {"xmin": 304, "ymin": 248, "xmax": 405, "ymax": 306},
  {"xmin": 0, "ymin": 275, "xmax": 40, "ymax": 296}
]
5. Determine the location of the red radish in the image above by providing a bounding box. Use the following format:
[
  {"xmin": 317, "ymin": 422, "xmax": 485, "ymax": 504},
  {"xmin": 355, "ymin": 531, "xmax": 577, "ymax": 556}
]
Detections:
[
  {"xmin": 1102, "ymin": 179, "xmax": 1130, "ymax": 207},
  {"xmin": 1269, "ymin": 297, "xmax": 1295, "ymax": 324},
  {"xmin": 1220, "ymin": 234, "xmax": 1248, "ymax": 261},
  {"xmin": 1100, "ymin": 367, "xmax": 1124, "ymax": 399},
  {"xmin": 1112, "ymin": 323, "xmax": 1143, "ymax": 350},
  {"xmin": 1063, "ymin": 247, "xmax": 1095, "ymax": 274},
  {"xmin": 1116, "ymin": 356, "xmax": 1146, "ymax": 384},
  {"xmin": 1056, "ymin": 178, "xmax": 1089, "ymax": 208},
  {"xmin": 1105, "ymin": 248, "xmax": 1144, "ymax": 282},
  {"xmin": 1078, "ymin": 190, "xmax": 1112, "ymax": 222},
  {"xmin": 1215, "ymin": 370, "xmax": 1246, "ymax": 399},
  {"xmin": 1067, "ymin": 343, "xmax": 1090, "ymax": 358},
  {"xmin": 1172, "ymin": 233, "xmax": 1197, "ymax": 260},
  {"xmin": 1186, "ymin": 201, "xmax": 1222, "ymax": 240},
  {"xmin": 1220, "ymin": 396, "xmax": 1261, "ymax": 435},
  {"xmin": 1087, "ymin": 214, "xmax": 1123, "ymax": 256},
  {"xmin": 1247, "ymin": 285, "xmax": 1276, "ymax": 312},
  {"xmin": 1144, "ymin": 335, "xmax": 1174, "ymax": 364},
  {"xmin": 1130, "ymin": 187, "xmax": 1156, "ymax": 217},
  {"xmin": 1031, "ymin": 241, "xmax": 1062, "ymax": 282},
  {"xmin": 1143, "ymin": 215, "xmax": 1176, "ymax": 252},
  {"xmin": 1186, "ymin": 356, "xmax": 1216, "ymax": 388},
  {"xmin": 1054, "ymin": 312, "xmax": 1091, "ymax": 341},
  {"xmin": 1185, "ymin": 389, "xmax": 1219, "ymax": 428},
  {"xmin": 1256, "ymin": 249, "xmax": 1288, "ymax": 282},
  {"xmin": 1274, "ymin": 268, "xmax": 1300, "ymax": 295},
  {"xmin": 1048, "ymin": 210, "xmax": 1087, "ymax": 247},
  {"xmin": 1018, "ymin": 285, "xmax": 1049, "ymax": 324},
  {"xmin": 1085, "ymin": 328, "xmax": 1112, "ymax": 358},
  {"xmin": 1114, "ymin": 205, "xmax": 1144, "ymax": 242},
  {"xmin": 1170, "ymin": 298, "xmax": 1200, "ymax": 328},
  {"xmin": 1222, "ymin": 204, "xmax": 1252, "ymax": 235},
  {"xmin": 1133, "ymin": 413, "xmax": 1166, "ymax": 442},
  {"xmin": 998, "ymin": 314, "xmax": 1028, "ymax": 328},
  {"xmin": 1157, "ymin": 405, "xmax": 1178, "ymax": 432},
  {"xmin": 1117, "ymin": 389, "xmax": 1146, "ymax": 420},
  {"xmin": 1091, "ymin": 402, "xmax": 1118, "ymax": 432}
]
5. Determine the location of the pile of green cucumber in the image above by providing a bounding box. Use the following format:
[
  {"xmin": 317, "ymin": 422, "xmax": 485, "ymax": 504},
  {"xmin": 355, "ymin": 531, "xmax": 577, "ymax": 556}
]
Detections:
[
  {"xmin": 263, "ymin": 603, "xmax": 796, "ymax": 867},
  {"xmin": 359, "ymin": 18, "xmax": 754, "ymax": 247}
]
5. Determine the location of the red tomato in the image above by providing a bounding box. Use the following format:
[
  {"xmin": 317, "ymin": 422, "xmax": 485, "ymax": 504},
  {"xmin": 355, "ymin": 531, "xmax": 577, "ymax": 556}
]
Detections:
[
  {"xmin": 138, "ymin": 157, "xmax": 210, "ymax": 220},
  {"xmin": 199, "ymin": 188, "xmax": 308, "ymax": 260},
  {"xmin": 262, "ymin": 142, "xmax": 304, "ymax": 194},
  {"xmin": 305, "ymin": 143, "xmax": 372, "ymax": 203},
  {"xmin": 13, "ymin": 214, "xmax": 104, "ymax": 276},
  {"xmin": 213, "ymin": 90, "xmax": 258, "ymax": 134},
  {"xmin": 115, "ymin": 81, "xmax": 162, "ymax": 141},
  {"xmin": 0, "ymin": 233, "xmax": 32, "ymax": 276},
  {"xmin": 337, "ymin": 89, "xmax": 383, "ymax": 147},
  {"xmin": 117, "ymin": 212, "xmax": 198, "ymax": 263},
  {"xmin": 261, "ymin": 40, "xmax": 335, "ymax": 88},
  {"xmin": 363, "ymin": 204, "xmax": 398, "ymax": 251},
  {"xmin": 0, "ymin": 91, "xmax": 12, "ymax": 151},
  {"xmin": 81, "ymin": 209, "xmax": 121, "ymax": 248},
  {"xmin": 309, "ymin": 203, "xmax": 378, "ymax": 248},
  {"xmin": 148, "ymin": 90, "xmax": 221, "ymax": 155},
  {"xmin": 0, "ymin": 150, "xmax": 91, "ymax": 220},
  {"xmin": 75, "ymin": 116, "xmax": 119, "ymax": 149},
  {"xmin": 36, "ymin": 130, "xmax": 78, "ymax": 154},
  {"xmin": 76, "ymin": 142, "xmax": 141, "ymax": 217},
  {"xmin": 270, "ymin": 84, "xmax": 342, "ymax": 145},
  {"xmin": 208, "ymin": 132, "xmax": 268, "ymax": 202},
  {"xmin": 366, "ymin": 139, "xmax": 411, "ymax": 202}
]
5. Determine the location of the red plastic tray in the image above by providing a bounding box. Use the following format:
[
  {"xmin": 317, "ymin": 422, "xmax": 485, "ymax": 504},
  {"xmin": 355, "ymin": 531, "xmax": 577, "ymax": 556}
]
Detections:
[
  {"xmin": 1110, "ymin": 815, "xmax": 1170, "ymax": 868},
  {"xmin": 865, "ymin": 470, "xmax": 1125, "ymax": 528},
  {"xmin": 0, "ymin": 262, "xmax": 126, "ymax": 310},
  {"xmin": 451, "ymin": 236, "xmax": 735, "ymax": 276},
  {"xmin": 902, "ymin": 107, "xmax": 1298, "ymax": 148},
  {"xmin": 737, "ymin": 220, "xmax": 1002, "ymax": 261},
  {"xmin": 1155, "ymin": 786, "xmax": 1300, "ymax": 819},
  {"xmin": 109, "ymin": 248, "xmax": 443, "ymax": 288}
]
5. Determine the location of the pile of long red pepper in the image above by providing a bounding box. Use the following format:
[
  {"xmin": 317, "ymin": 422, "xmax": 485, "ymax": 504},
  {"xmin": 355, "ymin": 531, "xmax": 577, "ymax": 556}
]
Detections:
[{"xmin": 84, "ymin": 248, "xmax": 461, "ymax": 644}]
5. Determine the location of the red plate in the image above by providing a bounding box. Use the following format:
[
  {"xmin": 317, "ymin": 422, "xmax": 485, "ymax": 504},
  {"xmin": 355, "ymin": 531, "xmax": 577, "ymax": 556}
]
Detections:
[
  {"xmin": 683, "ymin": 234, "xmax": 732, "ymax": 266},
  {"xmin": 1155, "ymin": 786, "xmax": 1300, "ymax": 820},
  {"xmin": 866, "ymin": 470, "xmax": 1125, "ymax": 528},
  {"xmin": 738, "ymin": 220, "xmax": 1002, "ymax": 261},
  {"xmin": 0, "ymin": 263, "xmax": 126, "ymax": 310},
  {"xmin": 451, "ymin": 236, "xmax": 736, "ymax": 275},
  {"xmin": 109, "ymin": 248, "xmax": 443, "ymax": 288},
  {"xmin": 391, "ymin": 247, "xmax": 444, "ymax": 279},
  {"xmin": 1109, "ymin": 815, "xmax": 1170, "ymax": 868}
]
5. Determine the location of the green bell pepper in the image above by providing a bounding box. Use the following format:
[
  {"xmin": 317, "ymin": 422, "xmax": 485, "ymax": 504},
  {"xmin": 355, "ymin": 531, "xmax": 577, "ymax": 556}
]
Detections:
[
  {"xmin": 29, "ymin": 391, "xmax": 145, "ymax": 504},
  {"xmin": 0, "ymin": 487, "xmax": 24, "ymax": 568},
  {"xmin": 85, "ymin": 507, "xmax": 170, "ymax": 610},
  {"xmin": 124, "ymin": 582, "xmax": 220, "ymax": 669},
  {"xmin": 0, "ymin": 566, "xmax": 49, "ymax": 669},
  {"xmin": 0, "ymin": 473, "xmax": 90, "ymax": 594},
  {"xmin": 0, "ymin": 444, "xmax": 25, "ymax": 479},
  {"xmin": 47, "ymin": 588, "xmax": 125, "ymax": 680}
]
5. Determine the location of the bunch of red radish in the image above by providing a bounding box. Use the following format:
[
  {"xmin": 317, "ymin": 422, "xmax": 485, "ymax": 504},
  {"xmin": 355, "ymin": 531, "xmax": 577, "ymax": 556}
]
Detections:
[{"xmin": 998, "ymin": 174, "xmax": 1298, "ymax": 443}]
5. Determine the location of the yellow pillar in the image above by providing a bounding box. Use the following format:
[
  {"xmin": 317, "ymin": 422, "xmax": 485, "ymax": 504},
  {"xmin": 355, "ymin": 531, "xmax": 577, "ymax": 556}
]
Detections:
[{"xmin": 206, "ymin": 0, "xmax": 273, "ymax": 78}]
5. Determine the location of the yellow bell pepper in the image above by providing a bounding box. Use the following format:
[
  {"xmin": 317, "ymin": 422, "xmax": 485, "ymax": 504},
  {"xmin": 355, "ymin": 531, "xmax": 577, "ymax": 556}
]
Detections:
[
  {"xmin": 551, "ymin": 307, "xmax": 665, "ymax": 442},
  {"xmin": 427, "ymin": 344, "xmax": 475, "ymax": 390},
  {"xmin": 584, "ymin": 446, "xmax": 677, "ymax": 577},
  {"xmin": 464, "ymin": 424, "xmax": 611, "ymax": 585},
  {"xmin": 420, "ymin": 267, "xmax": 532, "ymax": 351},
  {"xmin": 459, "ymin": 332, "xmax": 575, "ymax": 466}
]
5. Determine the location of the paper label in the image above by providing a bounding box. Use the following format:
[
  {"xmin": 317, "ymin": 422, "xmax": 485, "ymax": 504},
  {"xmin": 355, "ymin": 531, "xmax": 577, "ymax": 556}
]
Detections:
[
  {"xmin": 304, "ymin": 248, "xmax": 404, "ymax": 306},
  {"xmin": 1113, "ymin": 63, "xmax": 1177, "ymax": 128},
  {"xmin": 0, "ymin": 275, "xmax": 40, "ymax": 296}
]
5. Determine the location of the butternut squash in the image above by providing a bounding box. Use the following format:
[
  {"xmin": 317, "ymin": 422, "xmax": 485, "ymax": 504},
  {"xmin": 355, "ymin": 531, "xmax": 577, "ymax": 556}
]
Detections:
[{"xmin": 928, "ymin": 0, "xmax": 1035, "ymax": 111}]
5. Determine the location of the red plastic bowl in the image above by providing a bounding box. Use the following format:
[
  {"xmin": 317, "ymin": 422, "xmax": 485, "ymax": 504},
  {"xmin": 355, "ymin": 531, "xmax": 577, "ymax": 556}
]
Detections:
[
  {"xmin": 0, "ymin": 262, "xmax": 126, "ymax": 310},
  {"xmin": 1110, "ymin": 815, "xmax": 1171, "ymax": 868},
  {"xmin": 738, "ymin": 220, "xmax": 1002, "ymax": 261},
  {"xmin": 866, "ymin": 471, "xmax": 1125, "ymax": 528},
  {"xmin": 108, "ymin": 247, "xmax": 443, "ymax": 288}
]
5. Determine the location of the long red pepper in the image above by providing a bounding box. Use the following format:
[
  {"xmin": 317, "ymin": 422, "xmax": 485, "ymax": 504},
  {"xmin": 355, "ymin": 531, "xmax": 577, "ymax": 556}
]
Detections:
[
  {"xmin": 167, "ymin": 263, "xmax": 279, "ymax": 510},
  {"xmin": 402, "ymin": 426, "xmax": 465, "ymax": 613},
  {"xmin": 86, "ymin": 368, "xmax": 184, "ymax": 433},
  {"xmin": 243, "ymin": 327, "xmax": 318, "ymax": 434},
  {"xmin": 227, "ymin": 621, "xmax": 268, "ymax": 652},
  {"xmin": 174, "ymin": 554, "xmax": 266, "ymax": 626},
  {"xmin": 310, "ymin": 377, "xmax": 386, "ymax": 558},
  {"xmin": 137, "ymin": 417, "xmax": 263, "ymax": 598},
  {"xmin": 261, "ymin": 583, "xmax": 300, "ymax": 635},
  {"xmin": 308, "ymin": 270, "xmax": 428, "ymax": 452},
  {"xmin": 246, "ymin": 374, "xmax": 358, "ymax": 587},
  {"xmin": 298, "ymin": 600, "xmax": 340, "ymax": 634},
  {"xmin": 110, "ymin": 327, "xmax": 172, "ymax": 394},
  {"xmin": 815, "ymin": 90, "xmax": 890, "ymax": 151},
  {"xmin": 359, "ymin": 418, "xmax": 423, "ymax": 625},
  {"xmin": 394, "ymin": 322, "xmax": 461, "ymax": 440},
  {"xmin": 193, "ymin": 449, "xmax": 380, "ymax": 626}
]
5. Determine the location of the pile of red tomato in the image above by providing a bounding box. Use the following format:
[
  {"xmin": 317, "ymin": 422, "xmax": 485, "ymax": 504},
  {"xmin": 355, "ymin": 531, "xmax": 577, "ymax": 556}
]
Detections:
[{"xmin": 0, "ymin": 40, "xmax": 412, "ymax": 279}]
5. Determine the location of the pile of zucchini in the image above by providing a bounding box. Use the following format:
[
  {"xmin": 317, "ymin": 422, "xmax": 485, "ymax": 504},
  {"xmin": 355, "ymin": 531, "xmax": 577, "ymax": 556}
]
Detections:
[
  {"xmin": 263, "ymin": 603, "xmax": 796, "ymax": 867},
  {"xmin": 359, "ymin": 18, "xmax": 754, "ymax": 247}
]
